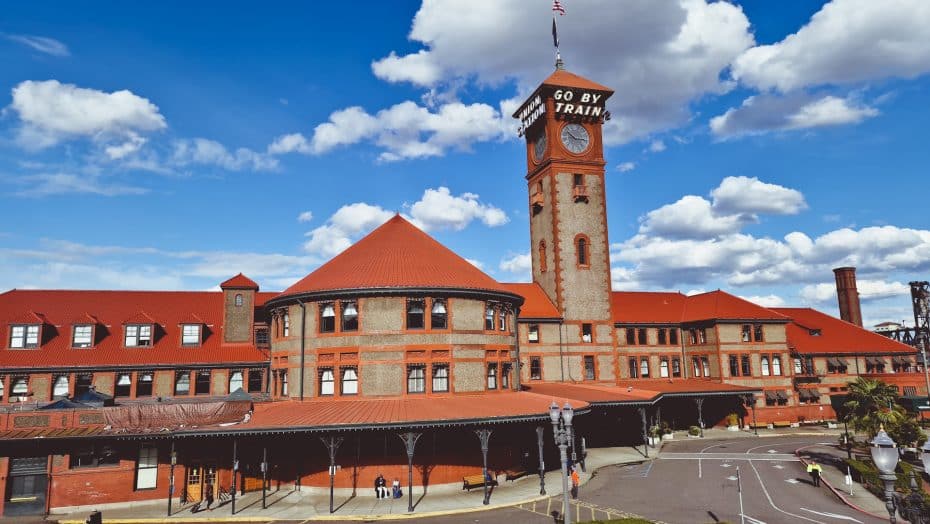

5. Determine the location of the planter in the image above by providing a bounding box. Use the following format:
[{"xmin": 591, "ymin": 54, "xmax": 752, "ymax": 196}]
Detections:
[
  {"xmin": 647, "ymin": 436, "xmax": 660, "ymax": 447},
  {"xmin": 726, "ymin": 425, "xmax": 740, "ymax": 432},
  {"xmin": 661, "ymin": 433, "xmax": 674, "ymax": 441},
  {"xmin": 826, "ymin": 422, "xmax": 838, "ymax": 429}
]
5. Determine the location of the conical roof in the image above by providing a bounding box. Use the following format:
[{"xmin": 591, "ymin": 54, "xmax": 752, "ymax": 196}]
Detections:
[
  {"xmin": 278, "ymin": 215, "xmax": 513, "ymax": 297},
  {"xmin": 540, "ymin": 68, "xmax": 613, "ymax": 93},
  {"xmin": 220, "ymin": 273, "xmax": 259, "ymax": 290}
]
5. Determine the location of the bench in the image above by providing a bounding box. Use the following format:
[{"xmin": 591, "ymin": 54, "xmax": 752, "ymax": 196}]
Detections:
[
  {"xmin": 749, "ymin": 422, "xmax": 769, "ymax": 429},
  {"xmin": 773, "ymin": 420, "xmax": 791, "ymax": 428},
  {"xmin": 505, "ymin": 469, "xmax": 527, "ymax": 482},
  {"xmin": 463, "ymin": 474, "xmax": 498, "ymax": 491}
]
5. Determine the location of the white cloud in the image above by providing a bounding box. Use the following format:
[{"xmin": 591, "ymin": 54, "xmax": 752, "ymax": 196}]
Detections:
[
  {"xmin": 303, "ymin": 203, "xmax": 395, "ymax": 258},
  {"xmin": 372, "ymin": 50, "xmax": 443, "ymax": 86},
  {"xmin": 617, "ymin": 162, "xmax": 636, "ymax": 173},
  {"xmin": 465, "ymin": 258, "xmax": 485, "ymax": 270},
  {"xmin": 710, "ymin": 176, "xmax": 807, "ymax": 215},
  {"xmin": 4, "ymin": 34, "xmax": 70, "ymax": 57},
  {"xmin": 648, "ymin": 140, "xmax": 666, "ymax": 153},
  {"xmin": 800, "ymin": 279, "xmax": 912, "ymax": 305},
  {"xmin": 499, "ymin": 252, "xmax": 532, "ymax": 281},
  {"xmin": 731, "ymin": 0, "xmax": 930, "ymax": 92},
  {"xmin": 9, "ymin": 173, "xmax": 148, "ymax": 197},
  {"xmin": 408, "ymin": 187, "xmax": 508, "ymax": 231},
  {"xmin": 267, "ymin": 132, "xmax": 312, "ymax": 155},
  {"xmin": 9, "ymin": 80, "xmax": 166, "ymax": 149},
  {"xmin": 172, "ymin": 138, "xmax": 277, "ymax": 171},
  {"xmin": 640, "ymin": 195, "xmax": 751, "ymax": 239},
  {"xmin": 297, "ymin": 211, "xmax": 314, "ymax": 223},
  {"xmin": 103, "ymin": 132, "xmax": 148, "ymax": 160},
  {"xmin": 739, "ymin": 294, "xmax": 786, "ymax": 308},
  {"xmin": 710, "ymin": 94, "xmax": 878, "ymax": 138}
]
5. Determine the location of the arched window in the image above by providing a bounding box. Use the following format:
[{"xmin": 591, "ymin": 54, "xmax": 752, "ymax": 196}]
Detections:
[
  {"xmin": 235, "ymin": 293, "xmax": 243, "ymax": 307},
  {"xmin": 538, "ymin": 240, "xmax": 547, "ymax": 272},
  {"xmin": 772, "ymin": 356, "xmax": 782, "ymax": 376},
  {"xmin": 761, "ymin": 356, "xmax": 770, "ymax": 376},
  {"xmin": 576, "ymin": 235, "xmax": 590, "ymax": 267}
]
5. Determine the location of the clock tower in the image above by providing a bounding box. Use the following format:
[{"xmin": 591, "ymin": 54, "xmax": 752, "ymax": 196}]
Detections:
[{"xmin": 514, "ymin": 64, "xmax": 616, "ymax": 381}]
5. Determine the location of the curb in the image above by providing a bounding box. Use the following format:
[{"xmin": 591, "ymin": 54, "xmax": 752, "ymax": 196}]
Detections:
[{"xmin": 794, "ymin": 444, "xmax": 888, "ymax": 521}]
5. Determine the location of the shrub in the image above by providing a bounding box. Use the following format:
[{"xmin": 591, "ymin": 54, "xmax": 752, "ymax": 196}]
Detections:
[
  {"xmin": 689, "ymin": 426, "xmax": 701, "ymax": 436},
  {"xmin": 726, "ymin": 413, "xmax": 739, "ymax": 426}
]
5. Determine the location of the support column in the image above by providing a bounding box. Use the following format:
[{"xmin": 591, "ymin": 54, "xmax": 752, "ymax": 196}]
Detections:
[
  {"xmin": 694, "ymin": 397, "xmax": 705, "ymax": 438},
  {"xmin": 231, "ymin": 439, "xmax": 239, "ymax": 515},
  {"xmin": 536, "ymin": 426, "xmax": 546, "ymax": 495},
  {"xmin": 397, "ymin": 432, "xmax": 422, "ymax": 513},
  {"xmin": 320, "ymin": 435, "xmax": 344, "ymax": 514},
  {"xmin": 475, "ymin": 428, "xmax": 493, "ymax": 505},
  {"xmin": 167, "ymin": 440, "xmax": 176, "ymax": 517},
  {"xmin": 638, "ymin": 407, "xmax": 649, "ymax": 458},
  {"xmin": 261, "ymin": 447, "xmax": 268, "ymax": 509}
]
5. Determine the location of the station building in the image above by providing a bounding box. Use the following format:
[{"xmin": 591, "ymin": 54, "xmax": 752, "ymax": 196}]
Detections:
[{"xmin": 0, "ymin": 66, "xmax": 921, "ymax": 517}]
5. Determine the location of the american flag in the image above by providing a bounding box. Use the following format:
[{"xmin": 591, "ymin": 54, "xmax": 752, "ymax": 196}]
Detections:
[{"xmin": 552, "ymin": 0, "xmax": 566, "ymax": 16}]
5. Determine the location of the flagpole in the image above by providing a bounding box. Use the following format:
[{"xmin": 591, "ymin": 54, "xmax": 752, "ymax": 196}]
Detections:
[{"xmin": 551, "ymin": 0, "xmax": 565, "ymax": 69}]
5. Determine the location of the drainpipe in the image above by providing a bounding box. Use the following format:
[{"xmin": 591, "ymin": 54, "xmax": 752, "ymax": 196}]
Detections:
[
  {"xmin": 559, "ymin": 319, "xmax": 565, "ymax": 382},
  {"xmin": 680, "ymin": 326, "xmax": 688, "ymax": 379},
  {"xmin": 513, "ymin": 307, "xmax": 522, "ymax": 391},
  {"xmin": 297, "ymin": 300, "xmax": 307, "ymax": 401}
]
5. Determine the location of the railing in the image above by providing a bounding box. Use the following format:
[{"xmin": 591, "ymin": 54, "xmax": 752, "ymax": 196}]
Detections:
[
  {"xmin": 572, "ymin": 185, "xmax": 589, "ymax": 201},
  {"xmin": 792, "ymin": 374, "xmax": 822, "ymax": 384},
  {"xmin": 530, "ymin": 191, "xmax": 544, "ymax": 209}
]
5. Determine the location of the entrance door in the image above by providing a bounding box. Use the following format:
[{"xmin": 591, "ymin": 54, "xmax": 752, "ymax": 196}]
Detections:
[
  {"xmin": 4, "ymin": 457, "xmax": 48, "ymax": 517},
  {"xmin": 203, "ymin": 465, "xmax": 217, "ymax": 500},
  {"xmin": 185, "ymin": 465, "xmax": 202, "ymax": 503}
]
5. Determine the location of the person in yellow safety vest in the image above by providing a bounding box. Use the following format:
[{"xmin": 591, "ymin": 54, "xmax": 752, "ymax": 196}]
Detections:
[{"xmin": 807, "ymin": 460, "xmax": 823, "ymax": 487}]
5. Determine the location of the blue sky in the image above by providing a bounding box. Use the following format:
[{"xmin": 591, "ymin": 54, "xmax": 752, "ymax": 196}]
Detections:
[{"xmin": 1, "ymin": 0, "xmax": 929, "ymax": 327}]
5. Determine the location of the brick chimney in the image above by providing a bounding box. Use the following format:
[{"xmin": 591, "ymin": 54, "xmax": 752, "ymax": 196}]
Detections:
[{"xmin": 833, "ymin": 267, "xmax": 863, "ymax": 327}]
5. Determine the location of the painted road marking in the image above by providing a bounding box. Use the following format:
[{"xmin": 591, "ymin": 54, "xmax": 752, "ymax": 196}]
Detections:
[
  {"xmin": 748, "ymin": 460, "xmax": 826, "ymax": 524},
  {"xmin": 772, "ymin": 464, "xmax": 785, "ymax": 469},
  {"xmin": 743, "ymin": 515, "xmax": 768, "ymax": 524},
  {"xmin": 727, "ymin": 475, "xmax": 738, "ymax": 481},
  {"xmin": 800, "ymin": 508, "xmax": 863, "ymax": 522},
  {"xmin": 661, "ymin": 452, "xmax": 798, "ymax": 461},
  {"xmin": 785, "ymin": 478, "xmax": 801, "ymax": 484}
]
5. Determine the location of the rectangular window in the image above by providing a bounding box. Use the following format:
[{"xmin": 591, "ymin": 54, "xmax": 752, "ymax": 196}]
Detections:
[
  {"xmin": 485, "ymin": 305, "xmax": 495, "ymax": 330},
  {"xmin": 228, "ymin": 370, "xmax": 244, "ymax": 393},
  {"xmin": 194, "ymin": 370, "xmax": 211, "ymax": 395},
  {"xmin": 319, "ymin": 368, "xmax": 335, "ymax": 396},
  {"xmin": 753, "ymin": 324, "xmax": 764, "ymax": 342},
  {"xmin": 137, "ymin": 372, "xmax": 153, "ymax": 397},
  {"xmin": 637, "ymin": 328, "xmax": 647, "ymax": 345},
  {"xmin": 70, "ymin": 444, "xmax": 118, "ymax": 469},
  {"xmin": 672, "ymin": 358, "xmax": 681, "ymax": 378},
  {"xmin": 692, "ymin": 357, "xmax": 701, "ymax": 377},
  {"xmin": 341, "ymin": 367, "xmax": 358, "ymax": 395},
  {"xmin": 530, "ymin": 357, "xmax": 542, "ymax": 380},
  {"xmin": 498, "ymin": 310, "xmax": 507, "ymax": 331},
  {"xmin": 669, "ymin": 328, "xmax": 678, "ymax": 345},
  {"xmin": 136, "ymin": 446, "xmax": 158, "ymax": 490},
  {"xmin": 639, "ymin": 357, "xmax": 650, "ymax": 378},
  {"xmin": 626, "ymin": 328, "xmax": 636, "ymax": 345},
  {"xmin": 794, "ymin": 358, "xmax": 803, "ymax": 375},
  {"xmin": 430, "ymin": 299, "xmax": 447, "ymax": 330},
  {"xmin": 255, "ymin": 327, "xmax": 269, "ymax": 346},
  {"xmin": 657, "ymin": 328, "xmax": 667, "ymax": 345},
  {"xmin": 629, "ymin": 357, "xmax": 638, "ymax": 378},
  {"xmin": 729, "ymin": 355, "xmax": 740, "ymax": 377},
  {"xmin": 698, "ymin": 329, "xmax": 707, "ymax": 344},
  {"xmin": 528, "ymin": 324, "xmax": 540, "ymax": 343},
  {"xmin": 487, "ymin": 362, "xmax": 498, "ymax": 389},
  {"xmin": 319, "ymin": 303, "xmax": 336, "ymax": 333},
  {"xmin": 125, "ymin": 324, "xmax": 152, "ymax": 347},
  {"xmin": 584, "ymin": 355, "xmax": 596, "ymax": 380},
  {"xmin": 904, "ymin": 386, "xmax": 917, "ymax": 396},
  {"xmin": 53, "ymin": 375, "xmax": 69, "ymax": 398},
  {"xmin": 181, "ymin": 324, "xmax": 201, "ymax": 346},
  {"xmin": 407, "ymin": 365, "xmax": 425, "ymax": 393},
  {"xmin": 741, "ymin": 355, "xmax": 751, "ymax": 376},
  {"xmin": 582, "ymin": 323, "xmax": 593, "ymax": 343},
  {"xmin": 573, "ymin": 173, "xmax": 584, "ymax": 187},
  {"xmin": 701, "ymin": 357, "xmax": 711, "ymax": 377},
  {"xmin": 659, "ymin": 358, "xmax": 669, "ymax": 378},
  {"xmin": 741, "ymin": 324, "xmax": 752, "ymax": 342},
  {"xmin": 72, "ymin": 325, "xmax": 93, "ymax": 348},
  {"xmin": 342, "ymin": 301, "xmax": 359, "ymax": 332},
  {"xmin": 689, "ymin": 329, "xmax": 698, "ymax": 345},
  {"xmin": 406, "ymin": 299, "xmax": 426, "ymax": 329},
  {"xmin": 9, "ymin": 324, "xmax": 40, "ymax": 348},
  {"xmin": 283, "ymin": 312, "xmax": 290, "ymax": 337},
  {"xmin": 247, "ymin": 369, "xmax": 263, "ymax": 392},
  {"xmin": 75, "ymin": 374, "xmax": 93, "ymax": 396},
  {"xmin": 174, "ymin": 372, "xmax": 190, "ymax": 395},
  {"xmin": 115, "ymin": 373, "xmax": 132, "ymax": 397},
  {"xmin": 432, "ymin": 364, "xmax": 449, "ymax": 392},
  {"xmin": 502, "ymin": 362, "xmax": 512, "ymax": 389}
]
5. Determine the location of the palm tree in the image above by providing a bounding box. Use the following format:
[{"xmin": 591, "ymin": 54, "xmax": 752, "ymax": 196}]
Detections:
[{"xmin": 843, "ymin": 377, "xmax": 903, "ymax": 438}]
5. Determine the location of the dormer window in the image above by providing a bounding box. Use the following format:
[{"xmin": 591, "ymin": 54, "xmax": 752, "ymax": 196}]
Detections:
[
  {"xmin": 181, "ymin": 324, "xmax": 201, "ymax": 346},
  {"xmin": 10, "ymin": 324, "xmax": 40, "ymax": 348},
  {"xmin": 72, "ymin": 324, "xmax": 94, "ymax": 348},
  {"xmin": 125, "ymin": 324, "xmax": 153, "ymax": 347}
]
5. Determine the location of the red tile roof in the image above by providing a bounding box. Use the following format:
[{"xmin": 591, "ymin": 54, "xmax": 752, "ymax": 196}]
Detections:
[
  {"xmin": 773, "ymin": 307, "xmax": 915, "ymax": 355},
  {"xmin": 611, "ymin": 290, "xmax": 785, "ymax": 323},
  {"xmin": 220, "ymin": 273, "xmax": 259, "ymax": 289},
  {"xmin": 541, "ymin": 68, "xmax": 613, "ymax": 92},
  {"xmin": 279, "ymin": 215, "xmax": 516, "ymax": 298},
  {"xmin": 528, "ymin": 380, "xmax": 758, "ymax": 405},
  {"xmin": 501, "ymin": 283, "xmax": 560, "ymax": 319},
  {"xmin": 0, "ymin": 290, "xmax": 275, "ymax": 370}
]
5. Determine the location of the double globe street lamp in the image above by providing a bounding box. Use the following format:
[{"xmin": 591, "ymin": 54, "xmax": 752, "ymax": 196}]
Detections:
[
  {"xmin": 871, "ymin": 425, "xmax": 930, "ymax": 524},
  {"xmin": 550, "ymin": 401, "xmax": 574, "ymax": 524}
]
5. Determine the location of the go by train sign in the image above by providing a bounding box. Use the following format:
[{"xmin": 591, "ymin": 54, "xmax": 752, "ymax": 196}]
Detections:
[{"xmin": 516, "ymin": 88, "xmax": 611, "ymax": 137}]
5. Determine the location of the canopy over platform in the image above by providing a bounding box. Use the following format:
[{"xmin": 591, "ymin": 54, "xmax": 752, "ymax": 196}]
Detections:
[{"xmin": 526, "ymin": 380, "xmax": 760, "ymax": 407}]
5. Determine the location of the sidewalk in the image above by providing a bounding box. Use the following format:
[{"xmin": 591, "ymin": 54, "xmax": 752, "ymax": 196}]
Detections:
[
  {"xmin": 53, "ymin": 446, "xmax": 648, "ymax": 523},
  {"xmin": 795, "ymin": 443, "xmax": 891, "ymax": 520}
]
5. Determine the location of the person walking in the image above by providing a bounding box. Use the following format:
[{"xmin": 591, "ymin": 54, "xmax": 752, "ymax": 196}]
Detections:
[
  {"xmin": 807, "ymin": 460, "xmax": 823, "ymax": 487},
  {"xmin": 570, "ymin": 466, "xmax": 580, "ymax": 499},
  {"xmin": 204, "ymin": 481, "xmax": 214, "ymax": 511}
]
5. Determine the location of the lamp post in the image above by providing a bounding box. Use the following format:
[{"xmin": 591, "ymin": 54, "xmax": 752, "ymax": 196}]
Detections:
[
  {"xmin": 843, "ymin": 417, "xmax": 853, "ymax": 460},
  {"xmin": 870, "ymin": 426, "xmax": 899, "ymax": 523},
  {"xmin": 922, "ymin": 439, "xmax": 930, "ymax": 476},
  {"xmin": 550, "ymin": 401, "xmax": 574, "ymax": 524},
  {"xmin": 535, "ymin": 426, "xmax": 546, "ymax": 495}
]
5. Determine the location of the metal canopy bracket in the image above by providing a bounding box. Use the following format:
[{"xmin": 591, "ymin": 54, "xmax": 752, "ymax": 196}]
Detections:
[
  {"xmin": 475, "ymin": 428, "xmax": 493, "ymax": 505},
  {"xmin": 320, "ymin": 435, "xmax": 344, "ymax": 514},
  {"xmin": 397, "ymin": 431, "xmax": 422, "ymax": 512}
]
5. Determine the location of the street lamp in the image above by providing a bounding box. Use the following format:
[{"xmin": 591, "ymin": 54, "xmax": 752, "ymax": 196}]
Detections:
[
  {"xmin": 922, "ymin": 438, "xmax": 930, "ymax": 475},
  {"xmin": 870, "ymin": 426, "xmax": 899, "ymax": 523},
  {"xmin": 550, "ymin": 401, "xmax": 574, "ymax": 524}
]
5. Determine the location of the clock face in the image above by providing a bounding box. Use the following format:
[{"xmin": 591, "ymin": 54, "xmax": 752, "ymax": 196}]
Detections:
[
  {"xmin": 533, "ymin": 132, "xmax": 547, "ymax": 162},
  {"xmin": 560, "ymin": 123, "xmax": 590, "ymax": 154}
]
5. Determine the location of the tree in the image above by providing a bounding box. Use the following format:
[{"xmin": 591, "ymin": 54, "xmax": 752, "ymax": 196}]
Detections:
[
  {"xmin": 843, "ymin": 377, "xmax": 904, "ymax": 438},
  {"xmin": 887, "ymin": 416, "xmax": 927, "ymax": 448}
]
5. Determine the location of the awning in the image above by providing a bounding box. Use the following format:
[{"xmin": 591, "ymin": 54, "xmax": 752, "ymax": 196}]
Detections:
[
  {"xmin": 776, "ymin": 390, "xmax": 789, "ymax": 401},
  {"xmin": 798, "ymin": 388, "xmax": 820, "ymax": 400},
  {"xmin": 764, "ymin": 391, "xmax": 777, "ymax": 400},
  {"xmin": 893, "ymin": 356, "xmax": 911, "ymax": 365},
  {"xmin": 866, "ymin": 357, "xmax": 885, "ymax": 365},
  {"xmin": 829, "ymin": 357, "xmax": 847, "ymax": 367}
]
